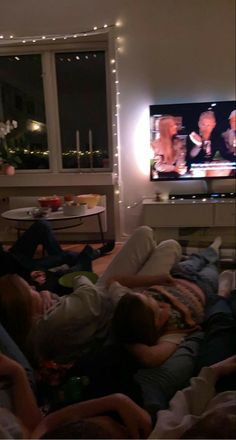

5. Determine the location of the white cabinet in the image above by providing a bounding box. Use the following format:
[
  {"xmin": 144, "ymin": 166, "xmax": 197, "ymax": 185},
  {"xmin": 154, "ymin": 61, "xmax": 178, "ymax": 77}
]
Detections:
[
  {"xmin": 214, "ymin": 202, "xmax": 236, "ymax": 227},
  {"xmin": 142, "ymin": 198, "xmax": 236, "ymax": 242}
]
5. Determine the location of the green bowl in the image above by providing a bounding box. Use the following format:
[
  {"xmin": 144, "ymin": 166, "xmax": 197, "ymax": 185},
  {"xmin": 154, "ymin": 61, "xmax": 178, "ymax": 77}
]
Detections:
[{"xmin": 59, "ymin": 271, "xmax": 98, "ymax": 288}]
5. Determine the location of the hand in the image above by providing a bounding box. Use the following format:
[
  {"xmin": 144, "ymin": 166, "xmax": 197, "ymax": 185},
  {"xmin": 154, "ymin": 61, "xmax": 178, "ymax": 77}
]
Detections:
[
  {"xmin": 0, "ymin": 353, "xmax": 24, "ymax": 382},
  {"xmin": 114, "ymin": 394, "xmax": 152, "ymax": 439},
  {"xmin": 40, "ymin": 290, "xmax": 55, "ymax": 312},
  {"xmin": 211, "ymin": 355, "xmax": 236, "ymax": 379},
  {"xmin": 191, "ymin": 131, "xmax": 202, "ymax": 144}
]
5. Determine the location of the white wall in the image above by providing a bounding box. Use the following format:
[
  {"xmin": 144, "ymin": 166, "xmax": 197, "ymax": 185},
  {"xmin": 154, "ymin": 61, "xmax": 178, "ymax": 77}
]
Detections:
[{"xmin": 1, "ymin": 0, "xmax": 235, "ymax": 236}]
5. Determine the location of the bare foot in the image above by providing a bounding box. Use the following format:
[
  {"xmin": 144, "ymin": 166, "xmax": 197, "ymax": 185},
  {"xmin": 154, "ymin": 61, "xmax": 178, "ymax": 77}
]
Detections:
[
  {"xmin": 218, "ymin": 270, "xmax": 234, "ymax": 297},
  {"xmin": 210, "ymin": 236, "xmax": 222, "ymax": 256}
]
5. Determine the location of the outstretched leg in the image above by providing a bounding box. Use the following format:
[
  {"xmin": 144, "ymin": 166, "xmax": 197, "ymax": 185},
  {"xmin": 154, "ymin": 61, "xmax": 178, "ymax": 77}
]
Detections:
[{"xmin": 171, "ymin": 238, "xmax": 221, "ymax": 304}]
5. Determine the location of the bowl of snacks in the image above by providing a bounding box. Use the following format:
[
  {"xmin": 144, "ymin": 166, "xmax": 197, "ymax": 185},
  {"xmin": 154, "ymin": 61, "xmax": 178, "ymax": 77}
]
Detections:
[
  {"xmin": 63, "ymin": 202, "xmax": 87, "ymax": 216},
  {"xmin": 38, "ymin": 196, "xmax": 62, "ymax": 211},
  {"xmin": 75, "ymin": 194, "xmax": 101, "ymax": 209}
]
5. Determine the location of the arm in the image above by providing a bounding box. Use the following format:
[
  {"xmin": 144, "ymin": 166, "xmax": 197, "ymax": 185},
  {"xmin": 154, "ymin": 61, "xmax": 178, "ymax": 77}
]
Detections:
[
  {"xmin": 128, "ymin": 340, "xmax": 179, "ymax": 368},
  {"xmin": 0, "ymin": 354, "xmax": 42, "ymax": 433},
  {"xmin": 32, "ymin": 393, "xmax": 152, "ymax": 439},
  {"xmin": 106, "ymin": 274, "xmax": 175, "ymax": 288}
]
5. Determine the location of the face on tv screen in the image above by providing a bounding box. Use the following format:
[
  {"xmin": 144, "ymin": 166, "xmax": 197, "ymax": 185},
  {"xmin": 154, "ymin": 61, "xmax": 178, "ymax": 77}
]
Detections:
[{"xmin": 150, "ymin": 101, "xmax": 236, "ymax": 181}]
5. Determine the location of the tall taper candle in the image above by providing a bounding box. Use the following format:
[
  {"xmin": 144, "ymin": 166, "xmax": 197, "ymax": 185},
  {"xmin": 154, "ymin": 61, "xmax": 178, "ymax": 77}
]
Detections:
[
  {"xmin": 76, "ymin": 129, "xmax": 80, "ymax": 167},
  {"xmin": 88, "ymin": 129, "xmax": 93, "ymax": 168}
]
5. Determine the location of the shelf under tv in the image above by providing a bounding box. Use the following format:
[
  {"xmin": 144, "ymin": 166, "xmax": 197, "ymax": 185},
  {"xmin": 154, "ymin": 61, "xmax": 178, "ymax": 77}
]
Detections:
[{"xmin": 168, "ymin": 192, "xmax": 236, "ymax": 200}]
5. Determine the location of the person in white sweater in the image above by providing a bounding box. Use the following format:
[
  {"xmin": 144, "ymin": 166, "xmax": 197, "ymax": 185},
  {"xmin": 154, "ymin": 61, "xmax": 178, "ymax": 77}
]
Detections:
[{"xmin": 149, "ymin": 355, "xmax": 236, "ymax": 439}]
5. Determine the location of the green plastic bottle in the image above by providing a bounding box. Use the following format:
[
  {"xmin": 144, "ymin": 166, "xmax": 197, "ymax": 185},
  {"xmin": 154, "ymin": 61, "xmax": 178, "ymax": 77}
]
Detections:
[{"xmin": 52, "ymin": 376, "xmax": 90, "ymax": 408}]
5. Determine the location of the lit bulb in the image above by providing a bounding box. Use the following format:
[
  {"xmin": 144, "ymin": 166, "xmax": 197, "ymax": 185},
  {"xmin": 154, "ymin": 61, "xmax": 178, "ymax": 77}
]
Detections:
[
  {"xmin": 10, "ymin": 35, "xmax": 14, "ymax": 39},
  {"xmin": 42, "ymin": 36, "xmax": 46, "ymax": 39},
  {"xmin": 110, "ymin": 59, "xmax": 115, "ymax": 64},
  {"xmin": 93, "ymin": 26, "xmax": 97, "ymax": 30},
  {"xmin": 104, "ymin": 24, "xmax": 108, "ymax": 28}
]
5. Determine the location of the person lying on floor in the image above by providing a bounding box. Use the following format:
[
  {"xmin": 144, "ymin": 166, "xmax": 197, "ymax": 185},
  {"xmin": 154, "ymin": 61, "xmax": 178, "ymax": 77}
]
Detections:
[
  {"xmin": 0, "ymin": 219, "xmax": 114, "ymax": 294},
  {"xmin": 0, "ymin": 226, "xmax": 182, "ymax": 364},
  {"xmin": 110, "ymin": 235, "xmax": 225, "ymax": 367},
  {"xmin": 135, "ymin": 270, "xmax": 236, "ymax": 424}
]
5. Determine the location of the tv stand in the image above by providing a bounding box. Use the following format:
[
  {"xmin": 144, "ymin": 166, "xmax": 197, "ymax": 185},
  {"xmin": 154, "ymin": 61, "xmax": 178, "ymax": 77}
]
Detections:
[
  {"xmin": 168, "ymin": 192, "xmax": 236, "ymax": 201},
  {"xmin": 142, "ymin": 197, "xmax": 236, "ymax": 255}
]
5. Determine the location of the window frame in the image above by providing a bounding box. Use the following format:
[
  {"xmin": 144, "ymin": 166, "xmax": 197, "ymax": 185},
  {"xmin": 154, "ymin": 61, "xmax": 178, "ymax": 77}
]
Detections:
[{"xmin": 0, "ymin": 34, "xmax": 113, "ymax": 175}]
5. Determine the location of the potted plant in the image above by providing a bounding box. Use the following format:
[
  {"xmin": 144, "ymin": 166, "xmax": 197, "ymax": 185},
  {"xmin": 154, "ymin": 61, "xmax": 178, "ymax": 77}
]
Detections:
[{"xmin": 0, "ymin": 120, "xmax": 21, "ymax": 175}]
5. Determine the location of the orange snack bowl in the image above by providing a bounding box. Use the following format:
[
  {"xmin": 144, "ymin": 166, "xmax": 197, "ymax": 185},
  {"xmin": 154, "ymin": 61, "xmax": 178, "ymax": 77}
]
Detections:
[
  {"xmin": 76, "ymin": 194, "xmax": 101, "ymax": 208},
  {"xmin": 38, "ymin": 196, "xmax": 62, "ymax": 211}
]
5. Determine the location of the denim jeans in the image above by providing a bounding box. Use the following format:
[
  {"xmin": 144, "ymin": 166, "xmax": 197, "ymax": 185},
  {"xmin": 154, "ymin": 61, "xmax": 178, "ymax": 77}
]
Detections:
[
  {"xmin": 171, "ymin": 246, "xmax": 219, "ymax": 306},
  {"xmin": 135, "ymin": 297, "xmax": 236, "ymax": 421},
  {"xmin": 10, "ymin": 220, "xmax": 90, "ymax": 271}
]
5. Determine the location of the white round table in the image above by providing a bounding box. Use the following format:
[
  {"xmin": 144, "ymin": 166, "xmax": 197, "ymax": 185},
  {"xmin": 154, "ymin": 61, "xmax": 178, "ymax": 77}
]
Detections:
[{"xmin": 1, "ymin": 206, "xmax": 106, "ymax": 242}]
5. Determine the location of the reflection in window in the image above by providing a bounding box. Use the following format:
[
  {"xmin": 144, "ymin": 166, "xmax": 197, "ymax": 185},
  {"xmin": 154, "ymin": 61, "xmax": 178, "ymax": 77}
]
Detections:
[
  {"xmin": 0, "ymin": 54, "xmax": 49, "ymax": 169},
  {"xmin": 56, "ymin": 51, "xmax": 109, "ymax": 169}
]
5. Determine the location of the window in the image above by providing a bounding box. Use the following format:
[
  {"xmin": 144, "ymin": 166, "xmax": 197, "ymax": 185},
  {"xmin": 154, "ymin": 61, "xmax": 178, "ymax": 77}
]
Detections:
[
  {"xmin": 0, "ymin": 54, "xmax": 49, "ymax": 169},
  {"xmin": 0, "ymin": 40, "xmax": 110, "ymax": 172},
  {"xmin": 56, "ymin": 50, "xmax": 109, "ymax": 169}
]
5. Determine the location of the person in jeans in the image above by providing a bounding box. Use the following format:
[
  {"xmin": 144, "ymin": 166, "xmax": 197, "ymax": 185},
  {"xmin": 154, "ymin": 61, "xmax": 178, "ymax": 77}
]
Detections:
[{"xmin": 0, "ymin": 219, "xmax": 114, "ymax": 291}]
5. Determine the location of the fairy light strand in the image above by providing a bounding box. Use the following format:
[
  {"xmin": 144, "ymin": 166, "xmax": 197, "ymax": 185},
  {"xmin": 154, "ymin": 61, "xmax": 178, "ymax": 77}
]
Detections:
[{"xmin": 0, "ymin": 23, "xmax": 119, "ymax": 46}]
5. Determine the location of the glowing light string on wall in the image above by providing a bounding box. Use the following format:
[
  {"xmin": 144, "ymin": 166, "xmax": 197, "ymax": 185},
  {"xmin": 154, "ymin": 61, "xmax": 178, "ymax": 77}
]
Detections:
[
  {"xmin": 110, "ymin": 31, "xmax": 143, "ymax": 211},
  {"xmin": 0, "ymin": 24, "xmax": 117, "ymax": 46}
]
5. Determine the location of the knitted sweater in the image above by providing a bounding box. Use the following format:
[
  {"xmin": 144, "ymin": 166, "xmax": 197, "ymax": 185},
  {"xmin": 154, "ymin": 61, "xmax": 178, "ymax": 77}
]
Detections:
[{"xmin": 149, "ymin": 278, "xmax": 205, "ymax": 332}]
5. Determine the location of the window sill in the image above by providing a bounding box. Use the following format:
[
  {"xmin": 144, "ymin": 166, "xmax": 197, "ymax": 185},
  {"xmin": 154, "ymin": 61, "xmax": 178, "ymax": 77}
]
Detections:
[{"xmin": 0, "ymin": 171, "xmax": 115, "ymax": 187}]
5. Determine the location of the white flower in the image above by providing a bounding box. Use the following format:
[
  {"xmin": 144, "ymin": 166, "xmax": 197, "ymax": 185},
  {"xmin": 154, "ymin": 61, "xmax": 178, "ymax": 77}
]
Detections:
[{"xmin": 0, "ymin": 120, "xmax": 18, "ymax": 138}]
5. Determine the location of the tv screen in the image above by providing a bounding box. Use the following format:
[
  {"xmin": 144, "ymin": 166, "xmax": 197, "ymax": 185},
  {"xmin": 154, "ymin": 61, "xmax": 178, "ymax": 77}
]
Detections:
[{"xmin": 150, "ymin": 101, "xmax": 236, "ymax": 181}]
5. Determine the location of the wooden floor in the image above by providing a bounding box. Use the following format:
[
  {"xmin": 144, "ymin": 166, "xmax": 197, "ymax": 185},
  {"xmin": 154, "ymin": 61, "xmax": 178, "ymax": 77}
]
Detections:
[{"xmin": 62, "ymin": 242, "xmax": 122, "ymax": 276}]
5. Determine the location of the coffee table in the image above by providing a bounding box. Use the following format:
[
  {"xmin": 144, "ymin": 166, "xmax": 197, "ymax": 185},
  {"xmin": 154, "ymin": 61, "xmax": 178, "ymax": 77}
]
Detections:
[{"xmin": 1, "ymin": 205, "xmax": 106, "ymax": 243}]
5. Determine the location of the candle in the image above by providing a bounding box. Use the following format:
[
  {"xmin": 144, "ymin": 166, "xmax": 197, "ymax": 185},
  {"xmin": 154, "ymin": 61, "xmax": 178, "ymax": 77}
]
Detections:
[
  {"xmin": 88, "ymin": 129, "xmax": 93, "ymax": 168},
  {"xmin": 76, "ymin": 129, "xmax": 80, "ymax": 167}
]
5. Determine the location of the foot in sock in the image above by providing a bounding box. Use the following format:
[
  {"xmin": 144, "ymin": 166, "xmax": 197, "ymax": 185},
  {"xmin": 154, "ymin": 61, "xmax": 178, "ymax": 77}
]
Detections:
[
  {"xmin": 210, "ymin": 236, "xmax": 222, "ymax": 256},
  {"xmin": 218, "ymin": 270, "xmax": 234, "ymax": 298},
  {"xmin": 92, "ymin": 240, "xmax": 115, "ymax": 259}
]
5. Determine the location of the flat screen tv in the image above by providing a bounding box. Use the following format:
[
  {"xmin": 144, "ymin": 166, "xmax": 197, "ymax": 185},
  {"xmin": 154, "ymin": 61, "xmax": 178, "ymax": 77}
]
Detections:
[{"xmin": 150, "ymin": 101, "xmax": 236, "ymax": 181}]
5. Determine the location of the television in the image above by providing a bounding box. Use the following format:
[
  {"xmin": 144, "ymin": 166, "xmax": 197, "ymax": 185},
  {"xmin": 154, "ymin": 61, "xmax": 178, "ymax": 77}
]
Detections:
[{"xmin": 150, "ymin": 101, "xmax": 236, "ymax": 182}]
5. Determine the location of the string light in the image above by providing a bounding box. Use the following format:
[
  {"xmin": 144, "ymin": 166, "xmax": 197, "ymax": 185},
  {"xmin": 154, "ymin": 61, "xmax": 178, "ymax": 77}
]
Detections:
[
  {"xmin": 0, "ymin": 20, "xmax": 136, "ymax": 214},
  {"xmin": 0, "ymin": 23, "xmax": 117, "ymax": 47}
]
